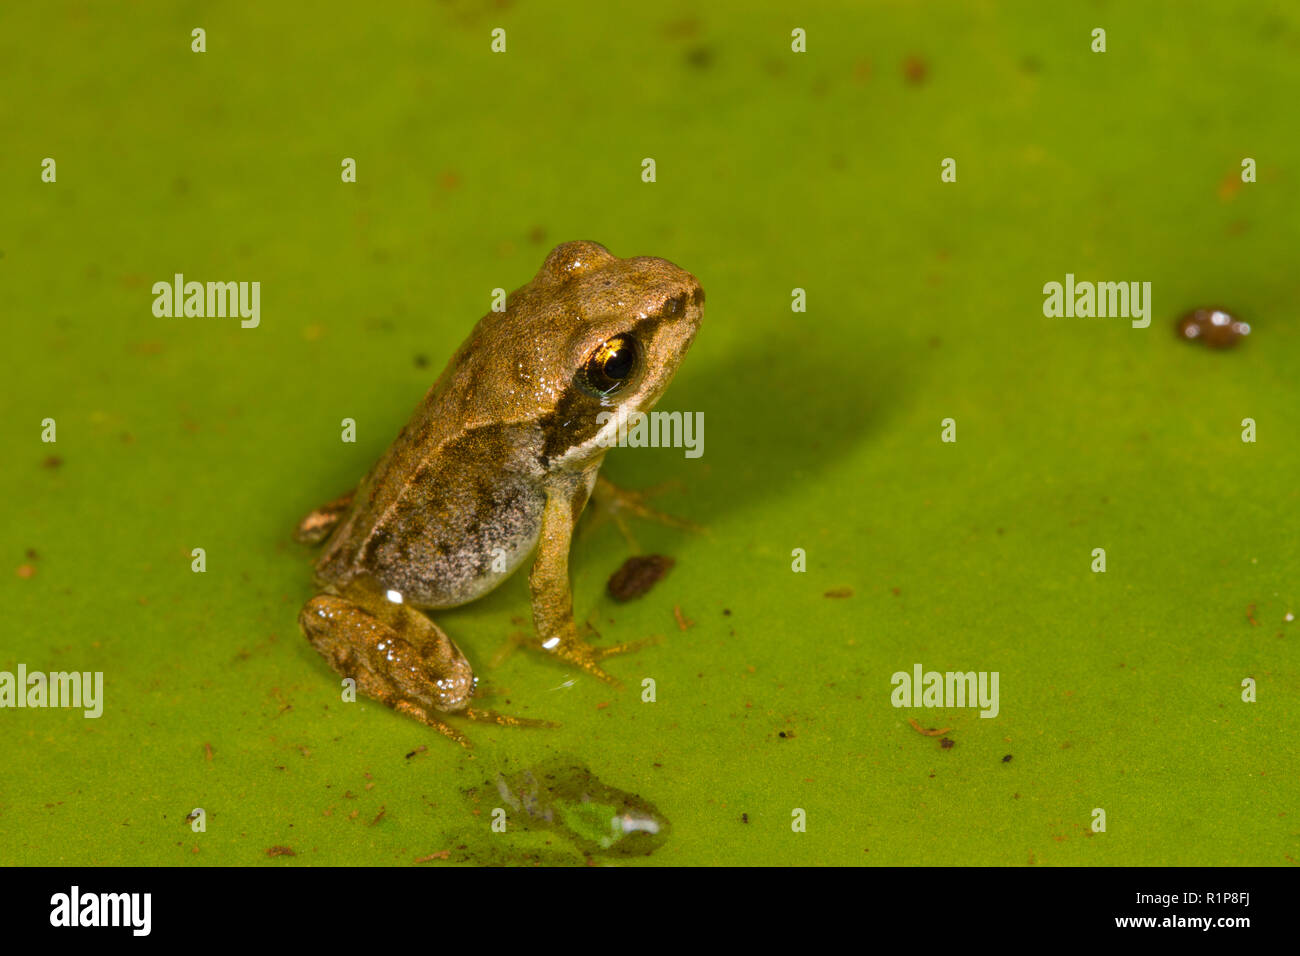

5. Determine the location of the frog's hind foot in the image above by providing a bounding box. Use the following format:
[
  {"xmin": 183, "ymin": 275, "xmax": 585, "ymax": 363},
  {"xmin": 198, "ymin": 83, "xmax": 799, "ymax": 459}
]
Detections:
[
  {"xmin": 586, "ymin": 475, "xmax": 702, "ymax": 551},
  {"xmin": 393, "ymin": 701, "xmax": 557, "ymax": 748},
  {"xmin": 392, "ymin": 699, "xmax": 473, "ymax": 748},
  {"xmin": 294, "ymin": 488, "xmax": 356, "ymax": 545},
  {"xmin": 298, "ymin": 580, "xmax": 554, "ymax": 747},
  {"xmin": 462, "ymin": 707, "xmax": 558, "ymax": 730}
]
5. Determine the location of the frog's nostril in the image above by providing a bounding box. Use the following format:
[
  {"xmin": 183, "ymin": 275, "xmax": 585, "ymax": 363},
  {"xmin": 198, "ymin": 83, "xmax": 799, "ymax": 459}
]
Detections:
[{"xmin": 660, "ymin": 293, "xmax": 687, "ymax": 317}]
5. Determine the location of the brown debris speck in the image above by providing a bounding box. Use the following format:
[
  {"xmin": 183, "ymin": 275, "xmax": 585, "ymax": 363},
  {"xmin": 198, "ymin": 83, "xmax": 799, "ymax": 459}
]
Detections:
[
  {"xmin": 662, "ymin": 17, "xmax": 700, "ymax": 39},
  {"xmin": 908, "ymin": 718, "xmax": 951, "ymax": 737},
  {"xmin": 823, "ymin": 588, "xmax": 853, "ymax": 599},
  {"xmin": 903, "ymin": 55, "xmax": 928, "ymax": 85},
  {"xmin": 685, "ymin": 46, "xmax": 714, "ymax": 69},
  {"xmin": 1218, "ymin": 170, "xmax": 1242, "ymax": 201},
  {"xmin": 673, "ymin": 604, "xmax": 694, "ymax": 631},
  {"xmin": 607, "ymin": 555, "xmax": 675, "ymax": 602},
  {"xmin": 1176, "ymin": 306, "xmax": 1250, "ymax": 349},
  {"xmin": 16, "ymin": 564, "xmax": 35, "ymax": 579},
  {"xmin": 265, "ymin": 846, "xmax": 296, "ymax": 857}
]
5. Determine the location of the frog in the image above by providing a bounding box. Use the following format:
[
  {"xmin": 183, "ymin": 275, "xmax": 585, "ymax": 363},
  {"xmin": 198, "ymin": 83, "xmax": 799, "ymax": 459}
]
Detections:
[{"xmin": 295, "ymin": 240, "xmax": 704, "ymax": 746}]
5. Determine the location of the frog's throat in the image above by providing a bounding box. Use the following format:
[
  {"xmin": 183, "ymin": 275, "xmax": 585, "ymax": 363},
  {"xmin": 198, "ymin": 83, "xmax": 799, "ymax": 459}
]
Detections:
[{"xmin": 551, "ymin": 404, "xmax": 633, "ymax": 470}]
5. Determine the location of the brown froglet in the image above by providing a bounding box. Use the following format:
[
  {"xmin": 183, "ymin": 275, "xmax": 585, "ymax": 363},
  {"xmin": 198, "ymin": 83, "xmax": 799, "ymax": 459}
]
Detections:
[{"xmin": 296, "ymin": 241, "xmax": 703, "ymax": 745}]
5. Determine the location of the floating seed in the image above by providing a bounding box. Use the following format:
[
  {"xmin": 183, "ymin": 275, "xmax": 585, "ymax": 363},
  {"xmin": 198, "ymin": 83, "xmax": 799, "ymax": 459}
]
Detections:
[{"xmin": 1176, "ymin": 307, "xmax": 1250, "ymax": 349}]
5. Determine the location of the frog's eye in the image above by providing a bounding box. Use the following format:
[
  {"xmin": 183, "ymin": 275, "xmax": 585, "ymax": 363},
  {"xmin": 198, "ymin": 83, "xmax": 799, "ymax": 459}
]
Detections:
[{"xmin": 578, "ymin": 334, "xmax": 640, "ymax": 398}]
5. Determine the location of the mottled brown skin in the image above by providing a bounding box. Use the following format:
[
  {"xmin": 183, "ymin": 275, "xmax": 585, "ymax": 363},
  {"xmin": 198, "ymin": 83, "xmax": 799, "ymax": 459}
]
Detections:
[{"xmin": 297, "ymin": 241, "xmax": 703, "ymax": 745}]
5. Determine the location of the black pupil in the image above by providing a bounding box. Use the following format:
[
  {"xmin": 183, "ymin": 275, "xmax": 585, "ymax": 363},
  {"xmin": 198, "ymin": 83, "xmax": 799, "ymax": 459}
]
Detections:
[
  {"xmin": 583, "ymin": 335, "xmax": 638, "ymax": 395},
  {"xmin": 602, "ymin": 341, "xmax": 635, "ymax": 381}
]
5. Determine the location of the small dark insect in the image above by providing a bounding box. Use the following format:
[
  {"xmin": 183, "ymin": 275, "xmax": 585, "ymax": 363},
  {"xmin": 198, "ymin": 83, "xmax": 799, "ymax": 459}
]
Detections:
[
  {"xmin": 1176, "ymin": 307, "xmax": 1250, "ymax": 349},
  {"xmin": 606, "ymin": 554, "xmax": 675, "ymax": 602},
  {"xmin": 1001, "ymin": 754, "xmax": 1013, "ymax": 763}
]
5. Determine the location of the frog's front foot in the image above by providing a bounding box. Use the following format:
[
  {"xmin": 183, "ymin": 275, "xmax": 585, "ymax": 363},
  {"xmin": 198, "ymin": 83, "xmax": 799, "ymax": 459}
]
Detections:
[
  {"xmin": 529, "ymin": 626, "xmax": 663, "ymax": 687},
  {"xmin": 295, "ymin": 489, "xmax": 356, "ymax": 545},
  {"xmin": 586, "ymin": 474, "xmax": 702, "ymax": 551},
  {"xmin": 298, "ymin": 578, "xmax": 555, "ymax": 747}
]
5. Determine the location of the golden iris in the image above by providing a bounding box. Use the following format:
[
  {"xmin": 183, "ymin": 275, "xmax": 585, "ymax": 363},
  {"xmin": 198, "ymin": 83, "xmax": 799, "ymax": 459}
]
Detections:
[{"xmin": 579, "ymin": 334, "xmax": 640, "ymax": 397}]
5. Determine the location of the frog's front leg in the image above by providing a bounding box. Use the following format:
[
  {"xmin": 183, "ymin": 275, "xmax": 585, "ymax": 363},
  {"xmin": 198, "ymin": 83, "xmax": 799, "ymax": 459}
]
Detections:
[
  {"xmin": 294, "ymin": 488, "xmax": 356, "ymax": 545},
  {"xmin": 299, "ymin": 577, "xmax": 553, "ymax": 747},
  {"xmin": 528, "ymin": 478, "xmax": 657, "ymax": 685}
]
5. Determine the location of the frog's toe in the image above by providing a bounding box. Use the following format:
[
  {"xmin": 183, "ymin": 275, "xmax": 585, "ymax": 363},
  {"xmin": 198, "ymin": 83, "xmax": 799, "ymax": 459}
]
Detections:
[
  {"xmin": 541, "ymin": 636, "xmax": 665, "ymax": 687},
  {"xmin": 392, "ymin": 700, "xmax": 473, "ymax": 748},
  {"xmin": 462, "ymin": 707, "xmax": 559, "ymax": 730},
  {"xmin": 592, "ymin": 635, "xmax": 663, "ymax": 661},
  {"xmin": 586, "ymin": 475, "xmax": 702, "ymax": 550},
  {"xmin": 578, "ymin": 657, "xmax": 624, "ymax": 688}
]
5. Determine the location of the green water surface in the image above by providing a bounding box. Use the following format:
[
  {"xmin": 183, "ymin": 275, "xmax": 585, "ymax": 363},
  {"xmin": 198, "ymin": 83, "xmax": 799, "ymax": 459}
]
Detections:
[{"xmin": 2, "ymin": 1, "xmax": 1297, "ymax": 866}]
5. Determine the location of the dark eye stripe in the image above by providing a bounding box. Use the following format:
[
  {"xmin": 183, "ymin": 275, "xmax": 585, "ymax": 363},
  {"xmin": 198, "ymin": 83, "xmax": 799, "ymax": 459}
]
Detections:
[{"xmin": 536, "ymin": 314, "xmax": 666, "ymax": 461}]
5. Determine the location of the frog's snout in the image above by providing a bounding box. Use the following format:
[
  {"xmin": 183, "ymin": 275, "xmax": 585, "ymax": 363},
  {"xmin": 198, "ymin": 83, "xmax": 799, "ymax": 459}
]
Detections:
[
  {"xmin": 680, "ymin": 276, "xmax": 705, "ymax": 336},
  {"xmin": 659, "ymin": 271, "xmax": 705, "ymax": 332}
]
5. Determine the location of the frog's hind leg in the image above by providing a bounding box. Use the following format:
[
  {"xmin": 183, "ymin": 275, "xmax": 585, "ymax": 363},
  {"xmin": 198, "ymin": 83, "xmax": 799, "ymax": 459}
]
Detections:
[
  {"xmin": 294, "ymin": 488, "xmax": 356, "ymax": 545},
  {"xmin": 299, "ymin": 579, "xmax": 554, "ymax": 747}
]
